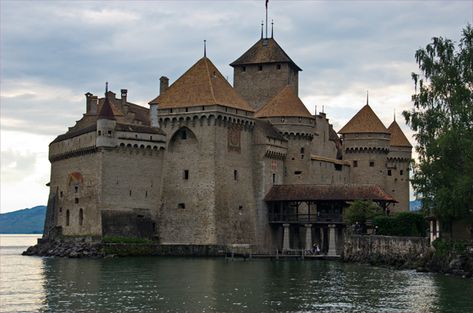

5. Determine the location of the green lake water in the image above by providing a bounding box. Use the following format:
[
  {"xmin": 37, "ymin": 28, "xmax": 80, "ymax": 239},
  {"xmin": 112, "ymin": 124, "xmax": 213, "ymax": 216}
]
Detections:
[{"xmin": 1, "ymin": 235, "xmax": 472, "ymax": 312}]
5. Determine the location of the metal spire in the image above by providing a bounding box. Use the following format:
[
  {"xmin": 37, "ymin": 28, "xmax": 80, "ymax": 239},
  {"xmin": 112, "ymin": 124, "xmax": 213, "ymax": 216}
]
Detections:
[
  {"xmin": 394, "ymin": 109, "xmax": 396, "ymax": 121},
  {"xmin": 265, "ymin": 0, "xmax": 268, "ymax": 38},
  {"xmin": 261, "ymin": 21, "xmax": 264, "ymax": 39},
  {"xmin": 271, "ymin": 20, "xmax": 274, "ymax": 38},
  {"xmin": 204, "ymin": 40, "xmax": 207, "ymax": 58},
  {"xmin": 366, "ymin": 90, "xmax": 369, "ymax": 105},
  {"xmin": 105, "ymin": 82, "xmax": 108, "ymax": 94}
]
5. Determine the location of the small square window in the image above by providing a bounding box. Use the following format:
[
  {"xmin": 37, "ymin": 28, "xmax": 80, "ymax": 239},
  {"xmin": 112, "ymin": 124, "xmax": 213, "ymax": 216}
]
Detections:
[
  {"xmin": 276, "ymin": 64, "xmax": 281, "ymax": 70},
  {"xmin": 369, "ymin": 161, "xmax": 375, "ymax": 167},
  {"xmin": 388, "ymin": 170, "xmax": 392, "ymax": 176},
  {"xmin": 75, "ymin": 186, "xmax": 79, "ymax": 193},
  {"xmin": 178, "ymin": 203, "xmax": 186, "ymax": 209},
  {"xmin": 74, "ymin": 198, "xmax": 79, "ymax": 204},
  {"xmin": 258, "ymin": 65, "xmax": 263, "ymax": 71},
  {"xmin": 184, "ymin": 170, "xmax": 189, "ymax": 180},
  {"xmin": 242, "ymin": 66, "xmax": 246, "ymax": 72},
  {"xmin": 108, "ymin": 130, "xmax": 112, "ymax": 136},
  {"xmin": 353, "ymin": 161, "xmax": 358, "ymax": 168},
  {"xmin": 400, "ymin": 170, "xmax": 404, "ymax": 175}
]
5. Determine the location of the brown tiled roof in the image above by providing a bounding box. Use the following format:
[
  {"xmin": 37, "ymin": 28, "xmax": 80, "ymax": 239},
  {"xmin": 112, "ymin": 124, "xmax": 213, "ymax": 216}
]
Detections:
[
  {"xmin": 254, "ymin": 119, "xmax": 287, "ymax": 141},
  {"xmin": 149, "ymin": 57, "xmax": 254, "ymax": 112},
  {"xmin": 388, "ymin": 120, "xmax": 412, "ymax": 148},
  {"xmin": 338, "ymin": 104, "xmax": 389, "ymax": 134},
  {"xmin": 264, "ymin": 184, "xmax": 396, "ymax": 202},
  {"xmin": 230, "ymin": 38, "xmax": 302, "ymax": 71},
  {"xmin": 255, "ymin": 86, "xmax": 312, "ymax": 118},
  {"xmin": 98, "ymin": 95, "xmax": 116, "ymax": 120}
]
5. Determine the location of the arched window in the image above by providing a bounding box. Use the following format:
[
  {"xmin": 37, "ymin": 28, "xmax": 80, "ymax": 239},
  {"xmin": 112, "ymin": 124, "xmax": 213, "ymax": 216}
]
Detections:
[
  {"xmin": 66, "ymin": 210, "xmax": 70, "ymax": 226},
  {"xmin": 79, "ymin": 208, "xmax": 84, "ymax": 226}
]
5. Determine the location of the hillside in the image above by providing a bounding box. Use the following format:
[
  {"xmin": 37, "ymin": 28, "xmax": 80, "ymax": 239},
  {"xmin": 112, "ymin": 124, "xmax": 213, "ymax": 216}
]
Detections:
[{"xmin": 0, "ymin": 206, "xmax": 46, "ymax": 234}]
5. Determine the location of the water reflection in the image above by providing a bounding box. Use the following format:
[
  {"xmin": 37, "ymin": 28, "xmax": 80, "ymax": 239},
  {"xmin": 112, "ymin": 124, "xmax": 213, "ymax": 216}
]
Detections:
[{"xmin": 2, "ymin": 235, "xmax": 473, "ymax": 313}]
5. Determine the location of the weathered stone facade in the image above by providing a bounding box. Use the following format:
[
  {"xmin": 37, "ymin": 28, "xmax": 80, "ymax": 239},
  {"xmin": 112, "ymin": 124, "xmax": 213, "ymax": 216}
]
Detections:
[{"xmin": 41, "ymin": 34, "xmax": 411, "ymax": 255}]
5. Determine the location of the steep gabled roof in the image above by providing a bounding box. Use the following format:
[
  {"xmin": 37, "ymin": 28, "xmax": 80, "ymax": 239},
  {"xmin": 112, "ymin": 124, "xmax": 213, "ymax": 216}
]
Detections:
[
  {"xmin": 149, "ymin": 57, "xmax": 254, "ymax": 112},
  {"xmin": 338, "ymin": 104, "xmax": 389, "ymax": 134},
  {"xmin": 255, "ymin": 86, "xmax": 312, "ymax": 118},
  {"xmin": 230, "ymin": 38, "xmax": 302, "ymax": 71},
  {"xmin": 388, "ymin": 120, "xmax": 412, "ymax": 148}
]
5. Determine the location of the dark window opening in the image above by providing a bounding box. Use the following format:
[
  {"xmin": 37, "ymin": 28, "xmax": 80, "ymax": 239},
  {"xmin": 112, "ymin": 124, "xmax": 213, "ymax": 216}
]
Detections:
[
  {"xmin": 59, "ymin": 207, "xmax": 63, "ymax": 213},
  {"xmin": 145, "ymin": 191, "xmax": 148, "ymax": 198},
  {"xmin": 180, "ymin": 129, "xmax": 187, "ymax": 140},
  {"xmin": 294, "ymin": 171, "xmax": 302, "ymax": 175},
  {"xmin": 74, "ymin": 198, "xmax": 79, "ymax": 204},
  {"xmin": 66, "ymin": 210, "xmax": 70, "ymax": 226},
  {"xmin": 276, "ymin": 64, "xmax": 281, "ymax": 70},
  {"xmin": 108, "ymin": 130, "xmax": 112, "ymax": 136},
  {"xmin": 400, "ymin": 170, "xmax": 404, "ymax": 175},
  {"xmin": 258, "ymin": 65, "xmax": 263, "ymax": 71},
  {"xmin": 334, "ymin": 164, "xmax": 342, "ymax": 171},
  {"xmin": 300, "ymin": 147, "xmax": 305, "ymax": 154},
  {"xmin": 239, "ymin": 205, "xmax": 243, "ymax": 210},
  {"xmin": 242, "ymin": 66, "xmax": 246, "ymax": 72},
  {"xmin": 75, "ymin": 186, "xmax": 78, "ymax": 193},
  {"xmin": 150, "ymin": 136, "xmax": 153, "ymax": 140},
  {"xmin": 184, "ymin": 170, "xmax": 189, "ymax": 180},
  {"xmin": 60, "ymin": 191, "xmax": 63, "ymax": 198},
  {"xmin": 170, "ymin": 108, "xmax": 173, "ymax": 113},
  {"xmin": 178, "ymin": 203, "xmax": 186, "ymax": 209},
  {"xmin": 272, "ymin": 173, "xmax": 276, "ymax": 184},
  {"xmin": 388, "ymin": 170, "xmax": 392, "ymax": 176},
  {"xmin": 129, "ymin": 190, "xmax": 132, "ymax": 196},
  {"xmin": 369, "ymin": 161, "xmax": 375, "ymax": 167},
  {"xmin": 234, "ymin": 170, "xmax": 238, "ymax": 181},
  {"xmin": 79, "ymin": 208, "xmax": 84, "ymax": 226},
  {"xmin": 202, "ymin": 106, "xmax": 205, "ymax": 110},
  {"xmin": 185, "ymin": 107, "xmax": 188, "ymax": 112},
  {"xmin": 353, "ymin": 160, "xmax": 358, "ymax": 167}
]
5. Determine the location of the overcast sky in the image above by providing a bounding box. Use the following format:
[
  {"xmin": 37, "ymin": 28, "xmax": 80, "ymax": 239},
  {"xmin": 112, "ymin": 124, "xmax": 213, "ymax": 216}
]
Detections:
[{"xmin": 1, "ymin": 0, "xmax": 471, "ymax": 213}]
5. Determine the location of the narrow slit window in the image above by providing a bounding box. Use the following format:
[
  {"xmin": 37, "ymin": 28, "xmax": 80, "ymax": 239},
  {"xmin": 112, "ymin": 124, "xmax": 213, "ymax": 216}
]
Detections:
[
  {"xmin": 75, "ymin": 198, "xmax": 79, "ymax": 204},
  {"xmin": 234, "ymin": 170, "xmax": 238, "ymax": 181},
  {"xmin": 272, "ymin": 173, "xmax": 276, "ymax": 184},
  {"xmin": 388, "ymin": 170, "xmax": 392, "ymax": 176},
  {"xmin": 369, "ymin": 161, "xmax": 375, "ymax": 167},
  {"xmin": 353, "ymin": 160, "xmax": 358, "ymax": 167},
  {"xmin": 184, "ymin": 170, "xmax": 189, "ymax": 180},
  {"xmin": 79, "ymin": 208, "xmax": 84, "ymax": 226},
  {"xmin": 66, "ymin": 210, "xmax": 70, "ymax": 226}
]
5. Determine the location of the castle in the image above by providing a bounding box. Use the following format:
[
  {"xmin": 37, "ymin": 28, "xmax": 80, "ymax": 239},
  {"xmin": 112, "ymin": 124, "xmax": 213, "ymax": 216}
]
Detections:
[{"xmin": 42, "ymin": 32, "xmax": 412, "ymax": 255}]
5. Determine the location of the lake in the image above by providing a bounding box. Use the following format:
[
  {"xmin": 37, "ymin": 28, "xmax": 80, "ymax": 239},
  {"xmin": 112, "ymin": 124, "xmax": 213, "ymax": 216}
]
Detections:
[{"xmin": 1, "ymin": 235, "xmax": 472, "ymax": 312}]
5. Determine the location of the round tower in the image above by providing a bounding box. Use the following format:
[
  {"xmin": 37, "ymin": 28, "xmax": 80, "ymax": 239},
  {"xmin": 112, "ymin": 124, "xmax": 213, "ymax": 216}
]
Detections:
[
  {"xmin": 96, "ymin": 91, "xmax": 117, "ymax": 148},
  {"xmin": 255, "ymin": 85, "xmax": 315, "ymax": 184},
  {"xmin": 339, "ymin": 104, "xmax": 390, "ymax": 189}
]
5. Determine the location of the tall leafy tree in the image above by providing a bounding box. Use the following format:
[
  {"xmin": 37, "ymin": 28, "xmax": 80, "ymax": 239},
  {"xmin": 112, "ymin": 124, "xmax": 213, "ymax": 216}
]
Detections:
[{"xmin": 403, "ymin": 25, "xmax": 473, "ymax": 223}]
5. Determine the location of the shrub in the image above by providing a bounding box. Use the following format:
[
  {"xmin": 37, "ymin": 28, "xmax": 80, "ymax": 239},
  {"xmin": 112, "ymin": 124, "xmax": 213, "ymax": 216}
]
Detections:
[
  {"xmin": 373, "ymin": 212, "xmax": 427, "ymax": 237},
  {"xmin": 344, "ymin": 200, "xmax": 383, "ymax": 225}
]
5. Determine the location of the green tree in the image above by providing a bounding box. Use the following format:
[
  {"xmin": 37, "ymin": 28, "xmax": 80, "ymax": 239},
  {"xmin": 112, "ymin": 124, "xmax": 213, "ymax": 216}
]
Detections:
[
  {"xmin": 403, "ymin": 25, "xmax": 473, "ymax": 223},
  {"xmin": 344, "ymin": 200, "xmax": 382, "ymax": 225}
]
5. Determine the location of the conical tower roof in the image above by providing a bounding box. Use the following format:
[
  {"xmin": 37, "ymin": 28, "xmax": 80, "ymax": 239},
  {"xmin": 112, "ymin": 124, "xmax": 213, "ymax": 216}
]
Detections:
[
  {"xmin": 339, "ymin": 104, "xmax": 388, "ymax": 134},
  {"xmin": 388, "ymin": 120, "xmax": 412, "ymax": 147},
  {"xmin": 98, "ymin": 93, "xmax": 116, "ymax": 120},
  {"xmin": 255, "ymin": 86, "xmax": 312, "ymax": 118},
  {"xmin": 230, "ymin": 38, "xmax": 302, "ymax": 71},
  {"xmin": 149, "ymin": 57, "xmax": 253, "ymax": 112}
]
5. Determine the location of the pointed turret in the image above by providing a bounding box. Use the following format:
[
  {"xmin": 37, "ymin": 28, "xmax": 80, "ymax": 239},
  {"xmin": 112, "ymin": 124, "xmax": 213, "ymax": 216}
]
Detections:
[
  {"xmin": 387, "ymin": 120, "xmax": 412, "ymax": 148},
  {"xmin": 98, "ymin": 92, "xmax": 116, "ymax": 121},
  {"xmin": 255, "ymin": 85, "xmax": 312, "ymax": 118},
  {"xmin": 149, "ymin": 57, "xmax": 253, "ymax": 112},
  {"xmin": 339, "ymin": 104, "xmax": 389, "ymax": 134}
]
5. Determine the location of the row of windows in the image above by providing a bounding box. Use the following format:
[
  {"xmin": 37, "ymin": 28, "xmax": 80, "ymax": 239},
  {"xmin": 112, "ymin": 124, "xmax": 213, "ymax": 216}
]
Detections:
[
  {"xmin": 241, "ymin": 64, "xmax": 282, "ymax": 72},
  {"xmin": 63, "ymin": 208, "xmax": 84, "ymax": 227},
  {"xmin": 352, "ymin": 160, "xmax": 405, "ymax": 176},
  {"xmin": 181, "ymin": 169, "xmax": 240, "ymax": 181}
]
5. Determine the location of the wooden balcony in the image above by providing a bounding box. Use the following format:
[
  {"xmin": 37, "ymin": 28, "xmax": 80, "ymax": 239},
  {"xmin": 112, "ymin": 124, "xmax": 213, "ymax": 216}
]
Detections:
[{"xmin": 268, "ymin": 212, "xmax": 343, "ymax": 224}]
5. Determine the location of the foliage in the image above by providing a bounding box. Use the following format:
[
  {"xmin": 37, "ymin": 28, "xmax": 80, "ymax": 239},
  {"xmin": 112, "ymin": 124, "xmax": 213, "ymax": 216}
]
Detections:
[
  {"xmin": 403, "ymin": 24, "xmax": 473, "ymax": 223},
  {"xmin": 432, "ymin": 238, "xmax": 467, "ymax": 256},
  {"xmin": 373, "ymin": 212, "xmax": 427, "ymax": 237},
  {"xmin": 344, "ymin": 200, "xmax": 382, "ymax": 225},
  {"xmin": 102, "ymin": 236, "xmax": 153, "ymax": 244}
]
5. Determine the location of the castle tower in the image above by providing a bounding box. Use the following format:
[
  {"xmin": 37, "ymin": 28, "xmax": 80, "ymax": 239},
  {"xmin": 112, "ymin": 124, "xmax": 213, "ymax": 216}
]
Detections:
[
  {"xmin": 230, "ymin": 37, "xmax": 301, "ymax": 110},
  {"xmin": 96, "ymin": 92, "xmax": 117, "ymax": 148},
  {"xmin": 255, "ymin": 85, "xmax": 315, "ymax": 184},
  {"xmin": 339, "ymin": 104, "xmax": 390, "ymax": 189},
  {"xmin": 386, "ymin": 120, "xmax": 412, "ymax": 212},
  {"xmin": 149, "ymin": 56, "xmax": 256, "ymax": 246}
]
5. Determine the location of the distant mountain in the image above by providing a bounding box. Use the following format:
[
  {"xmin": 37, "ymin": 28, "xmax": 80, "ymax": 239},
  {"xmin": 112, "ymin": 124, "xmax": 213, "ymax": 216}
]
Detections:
[
  {"xmin": 410, "ymin": 199, "xmax": 422, "ymax": 212},
  {"xmin": 0, "ymin": 206, "xmax": 46, "ymax": 234}
]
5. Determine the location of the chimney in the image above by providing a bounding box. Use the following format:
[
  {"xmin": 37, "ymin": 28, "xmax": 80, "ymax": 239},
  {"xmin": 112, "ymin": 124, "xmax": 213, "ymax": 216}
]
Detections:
[
  {"xmin": 120, "ymin": 89, "xmax": 128, "ymax": 113},
  {"xmin": 160, "ymin": 76, "xmax": 169, "ymax": 95},
  {"xmin": 85, "ymin": 92, "xmax": 97, "ymax": 115}
]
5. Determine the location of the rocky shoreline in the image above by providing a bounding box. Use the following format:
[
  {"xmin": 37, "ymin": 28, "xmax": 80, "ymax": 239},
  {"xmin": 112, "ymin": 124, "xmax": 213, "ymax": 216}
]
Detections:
[{"xmin": 23, "ymin": 239, "xmax": 105, "ymax": 258}]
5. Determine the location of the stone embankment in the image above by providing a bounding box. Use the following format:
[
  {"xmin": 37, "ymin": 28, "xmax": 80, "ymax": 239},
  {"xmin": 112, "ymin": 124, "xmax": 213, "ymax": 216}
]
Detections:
[
  {"xmin": 343, "ymin": 234, "xmax": 429, "ymax": 269},
  {"xmin": 23, "ymin": 239, "xmax": 104, "ymax": 258},
  {"xmin": 343, "ymin": 234, "xmax": 473, "ymax": 278}
]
